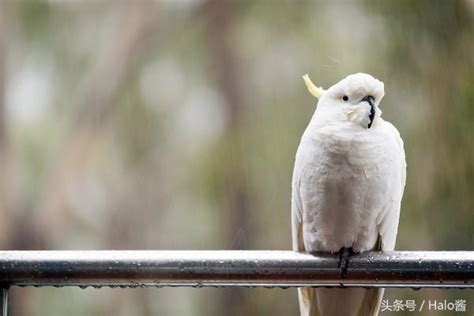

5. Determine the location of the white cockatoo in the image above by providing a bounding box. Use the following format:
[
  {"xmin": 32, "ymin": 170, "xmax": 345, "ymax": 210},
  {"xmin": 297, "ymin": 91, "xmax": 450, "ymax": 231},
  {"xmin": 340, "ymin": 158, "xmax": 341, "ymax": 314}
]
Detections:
[{"xmin": 292, "ymin": 73, "xmax": 406, "ymax": 316}]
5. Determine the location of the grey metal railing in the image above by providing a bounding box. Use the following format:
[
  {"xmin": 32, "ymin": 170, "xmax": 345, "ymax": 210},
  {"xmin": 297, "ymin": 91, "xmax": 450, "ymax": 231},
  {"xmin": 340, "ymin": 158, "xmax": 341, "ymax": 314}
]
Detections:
[{"xmin": 0, "ymin": 250, "xmax": 472, "ymax": 315}]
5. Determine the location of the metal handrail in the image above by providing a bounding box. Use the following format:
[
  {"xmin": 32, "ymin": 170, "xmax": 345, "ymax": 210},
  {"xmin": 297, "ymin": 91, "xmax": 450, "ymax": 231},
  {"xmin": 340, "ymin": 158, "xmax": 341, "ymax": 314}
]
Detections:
[{"xmin": 0, "ymin": 250, "xmax": 472, "ymax": 316}]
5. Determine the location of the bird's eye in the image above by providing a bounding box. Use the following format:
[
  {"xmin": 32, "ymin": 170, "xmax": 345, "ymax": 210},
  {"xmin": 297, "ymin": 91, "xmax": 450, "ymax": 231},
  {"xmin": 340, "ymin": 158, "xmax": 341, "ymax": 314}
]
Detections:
[{"xmin": 342, "ymin": 95, "xmax": 349, "ymax": 101}]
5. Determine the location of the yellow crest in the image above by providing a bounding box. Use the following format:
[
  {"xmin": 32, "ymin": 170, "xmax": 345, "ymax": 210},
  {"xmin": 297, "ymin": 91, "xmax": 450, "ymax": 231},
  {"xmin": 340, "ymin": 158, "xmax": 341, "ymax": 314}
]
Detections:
[{"xmin": 302, "ymin": 74, "xmax": 325, "ymax": 99}]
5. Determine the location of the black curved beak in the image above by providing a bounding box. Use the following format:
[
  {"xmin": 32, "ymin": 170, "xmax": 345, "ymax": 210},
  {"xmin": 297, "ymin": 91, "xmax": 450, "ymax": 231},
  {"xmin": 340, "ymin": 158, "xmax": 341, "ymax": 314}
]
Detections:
[{"xmin": 361, "ymin": 95, "xmax": 375, "ymax": 129}]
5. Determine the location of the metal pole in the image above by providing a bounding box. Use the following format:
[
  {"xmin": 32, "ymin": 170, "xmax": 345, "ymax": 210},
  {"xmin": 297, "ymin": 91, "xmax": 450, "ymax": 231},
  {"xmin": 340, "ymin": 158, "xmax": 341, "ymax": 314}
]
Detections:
[
  {"xmin": 0, "ymin": 288, "xmax": 7, "ymax": 316},
  {"xmin": 0, "ymin": 250, "xmax": 472, "ymax": 289}
]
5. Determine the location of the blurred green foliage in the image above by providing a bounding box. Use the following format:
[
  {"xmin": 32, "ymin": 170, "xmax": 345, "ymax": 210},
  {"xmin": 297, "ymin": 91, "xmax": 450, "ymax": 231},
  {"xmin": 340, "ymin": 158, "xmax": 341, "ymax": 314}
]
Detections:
[{"xmin": 0, "ymin": 1, "xmax": 472, "ymax": 315}]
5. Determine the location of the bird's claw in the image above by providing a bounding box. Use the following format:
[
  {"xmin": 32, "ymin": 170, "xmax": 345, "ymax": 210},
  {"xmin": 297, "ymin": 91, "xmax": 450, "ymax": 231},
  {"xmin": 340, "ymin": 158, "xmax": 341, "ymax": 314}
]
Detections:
[{"xmin": 337, "ymin": 247, "xmax": 354, "ymax": 278}]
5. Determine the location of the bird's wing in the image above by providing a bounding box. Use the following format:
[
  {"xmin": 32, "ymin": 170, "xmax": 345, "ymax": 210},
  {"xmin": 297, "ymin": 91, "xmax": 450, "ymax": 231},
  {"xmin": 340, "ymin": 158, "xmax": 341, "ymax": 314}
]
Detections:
[
  {"xmin": 292, "ymin": 165, "xmax": 318, "ymax": 316},
  {"xmin": 291, "ymin": 178, "xmax": 304, "ymax": 252},
  {"xmin": 364, "ymin": 123, "xmax": 407, "ymax": 316},
  {"xmin": 379, "ymin": 123, "xmax": 406, "ymax": 251}
]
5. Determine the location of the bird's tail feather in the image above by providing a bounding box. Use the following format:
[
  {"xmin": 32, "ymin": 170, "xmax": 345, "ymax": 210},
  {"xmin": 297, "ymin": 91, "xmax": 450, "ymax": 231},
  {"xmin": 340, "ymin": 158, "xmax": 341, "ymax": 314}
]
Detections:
[
  {"xmin": 363, "ymin": 288, "xmax": 384, "ymax": 316},
  {"xmin": 298, "ymin": 287, "xmax": 383, "ymax": 316},
  {"xmin": 298, "ymin": 288, "xmax": 318, "ymax": 316}
]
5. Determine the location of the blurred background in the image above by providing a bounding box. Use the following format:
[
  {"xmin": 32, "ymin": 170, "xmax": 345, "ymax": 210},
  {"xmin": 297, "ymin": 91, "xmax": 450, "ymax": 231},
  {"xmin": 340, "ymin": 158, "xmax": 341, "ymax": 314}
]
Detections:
[{"xmin": 0, "ymin": 0, "xmax": 472, "ymax": 315}]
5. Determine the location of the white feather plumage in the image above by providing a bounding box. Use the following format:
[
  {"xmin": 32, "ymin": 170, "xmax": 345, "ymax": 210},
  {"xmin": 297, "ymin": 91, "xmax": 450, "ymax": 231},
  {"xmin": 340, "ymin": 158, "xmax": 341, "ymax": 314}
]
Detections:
[{"xmin": 292, "ymin": 73, "xmax": 406, "ymax": 316}]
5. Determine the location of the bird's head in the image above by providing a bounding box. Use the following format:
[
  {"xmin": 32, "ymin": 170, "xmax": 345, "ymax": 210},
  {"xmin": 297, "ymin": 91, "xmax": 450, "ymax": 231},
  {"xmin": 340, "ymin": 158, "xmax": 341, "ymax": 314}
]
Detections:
[{"xmin": 303, "ymin": 73, "xmax": 385, "ymax": 129}]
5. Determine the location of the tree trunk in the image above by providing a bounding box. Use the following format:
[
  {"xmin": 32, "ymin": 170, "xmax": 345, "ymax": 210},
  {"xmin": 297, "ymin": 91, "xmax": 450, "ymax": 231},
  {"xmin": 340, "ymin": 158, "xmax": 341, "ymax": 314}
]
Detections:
[{"xmin": 204, "ymin": 1, "xmax": 253, "ymax": 315}]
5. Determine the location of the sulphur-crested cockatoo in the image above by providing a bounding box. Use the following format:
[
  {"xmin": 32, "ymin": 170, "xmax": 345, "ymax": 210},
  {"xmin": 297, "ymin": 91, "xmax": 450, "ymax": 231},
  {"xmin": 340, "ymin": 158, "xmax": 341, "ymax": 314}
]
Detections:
[{"xmin": 292, "ymin": 73, "xmax": 406, "ymax": 316}]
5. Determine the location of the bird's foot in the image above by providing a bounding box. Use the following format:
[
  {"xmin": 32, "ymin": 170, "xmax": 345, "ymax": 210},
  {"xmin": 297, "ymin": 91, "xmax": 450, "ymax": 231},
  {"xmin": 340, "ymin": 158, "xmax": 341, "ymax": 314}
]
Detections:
[{"xmin": 337, "ymin": 247, "xmax": 354, "ymax": 278}]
